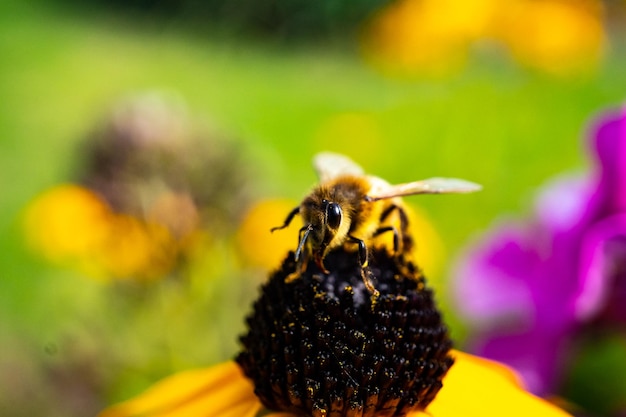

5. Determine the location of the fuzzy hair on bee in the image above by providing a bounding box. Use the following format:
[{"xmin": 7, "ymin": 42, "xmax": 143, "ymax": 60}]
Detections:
[{"xmin": 271, "ymin": 152, "xmax": 481, "ymax": 297}]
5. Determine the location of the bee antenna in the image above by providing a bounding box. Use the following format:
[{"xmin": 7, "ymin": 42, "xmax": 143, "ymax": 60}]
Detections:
[{"xmin": 295, "ymin": 224, "xmax": 313, "ymax": 262}]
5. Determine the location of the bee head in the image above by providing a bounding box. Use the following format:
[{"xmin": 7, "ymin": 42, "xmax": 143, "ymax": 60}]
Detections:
[{"xmin": 298, "ymin": 198, "xmax": 344, "ymax": 263}]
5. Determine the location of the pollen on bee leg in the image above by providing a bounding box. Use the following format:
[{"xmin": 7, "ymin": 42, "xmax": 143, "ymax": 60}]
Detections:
[
  {"xmin": 285, "ymin": 251, "xmax": 309, "ymax": 284},
  {"xmin": 360, "ymin": 267, "xmax": 380, "ymax": 298},
  {"xmin": 284, "ymin": 270, "xmax": 301, "ymax": 283}
]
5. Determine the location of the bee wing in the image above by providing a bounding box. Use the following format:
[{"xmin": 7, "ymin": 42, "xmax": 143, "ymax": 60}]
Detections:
[
  {"xmin": 366, "ymin": 177, "xmax": 482, "ymax": 201},
  {"xmin": 313, "ymin": 152, "xmax": 364, "ymax": 182}
]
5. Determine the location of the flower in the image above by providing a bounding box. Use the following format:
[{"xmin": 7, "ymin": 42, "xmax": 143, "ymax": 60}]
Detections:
[
  {"xmin": 100, "ymin": 246, "xmax": 572, "ymax": 417},
  {"xmin": 361, "ymin": 0, "xmax": 606, "ymax": 77},
  {"xmin": 236, "ymin": 248, "xmax": 454, "ymax": 416},
  {"xmin": 495, "ymin": 0, "xmax": 606, "ymax": 76},
  {"xmin": 22, "ymin": 183, "xmax": 179, "ymax": 280},
  {"xmin": 236, "ymin": 198, "xmax": 303, "ymax": 271},
  {"xmin": 453, "ymin": 104, "xmax": 626, "ymax": 397},
  {"xmin": 362, "ymin": 0, "xmax": 495, "ymax": 77},
  {"xmin": 79, "ymin": 91, "xmax": 256, "ymax": 237},
  {"xmin": 23, "ymin": 184, "xmax": 112, "ymax": 268},
  {"xmin": 23, "ymin": 91, "xmax": 259, "ymax": 281},
  {"xmin": 98, "ymin": 351, "xmax": 571, "ymax": 417}
]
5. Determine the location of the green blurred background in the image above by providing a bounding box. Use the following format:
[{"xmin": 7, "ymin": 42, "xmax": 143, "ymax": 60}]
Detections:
[{"xmin": 1, "ymin": 0, "xmax": 626, "ymax": 416}]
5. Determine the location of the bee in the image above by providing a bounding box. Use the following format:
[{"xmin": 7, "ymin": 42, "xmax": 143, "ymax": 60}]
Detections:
[{"xmin": 272, "ymin": 152, "xmax": 481, "ymax": 296}]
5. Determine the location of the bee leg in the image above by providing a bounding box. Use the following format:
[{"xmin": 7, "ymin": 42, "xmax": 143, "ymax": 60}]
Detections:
[
  {"xmin": 361, "ymin": 267, "xmax": 379, "ymax": 299},
  {"xmin": 314, "ymin": 253, "xmax": 330, "ymax": 274},
  {"xmin": 372, "ymin": 226, "xmax": 399, "ymax": 255},
  {"xmin": 270, "ymin": 206, "xmax": 300, "ymax": 232},
  {"xmin": 286, "ymin": 224, "xmax": 313, "ymax": 284},
  {"xmin": 379, "ymin": 204, "xmax": 413, "ymax": 254},
  {"xmin": 285, "ymin": 250, "xmax": 309, "ymax": 283},
  {"xmin": 295, "ymin": 225, "xmax": 312, "ymax": 262},
  {"xmin": 378, "ymin": 206, "xmax": 421, "ymax": 280},
  {"xmin": 348, "ymin": 235, "xmax": 379, "ymax": 297},
  {"xmin": 348, "ymin": 235, "xmax": 368, "ymax": 267}
]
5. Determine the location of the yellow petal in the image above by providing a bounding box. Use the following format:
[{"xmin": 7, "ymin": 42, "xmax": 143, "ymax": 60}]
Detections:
[
  {"xmin": 100, "ymin": 352, "xmax": 571, "ymax": 417},
  {"xmin": 421, "ymin": 350, "xmax": 572, "ymax": 417},
  {"xmin": 98, "ymin": 362, "xmax": 262, "ymax": 417}
]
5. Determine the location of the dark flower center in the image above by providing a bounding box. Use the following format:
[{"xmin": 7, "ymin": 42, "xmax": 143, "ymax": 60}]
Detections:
[{"xmin": 236, "ymin": 248, "xmax": 454, "ymax": 417}]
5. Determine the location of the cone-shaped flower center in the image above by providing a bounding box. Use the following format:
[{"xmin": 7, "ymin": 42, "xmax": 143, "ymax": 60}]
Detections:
[{"xmin": 237, "ymin": 247, "xmax": 454, "ymax": 417}]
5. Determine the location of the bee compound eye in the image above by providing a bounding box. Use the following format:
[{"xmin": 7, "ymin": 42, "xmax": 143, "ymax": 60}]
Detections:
[{"xmin": 326, "ymin": 202, "xmax": 342, "ymax": 229}]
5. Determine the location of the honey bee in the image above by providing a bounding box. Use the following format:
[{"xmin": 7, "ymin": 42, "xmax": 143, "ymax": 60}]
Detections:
[{"xmin": 272, "ymin": 152, "xmax": 481, "ymax": 296}]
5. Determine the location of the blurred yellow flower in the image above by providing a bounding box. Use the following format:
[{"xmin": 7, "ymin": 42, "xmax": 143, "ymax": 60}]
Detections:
[
  {"xmin": 362, "ymin": 0, "xmax": 606, "ymax": 77},
  {"xmin": 236, "ymin": 199, "xmax": 301, "ymax": 271},
  {"xmin": 23, "ymin": 184, "xmax": 183, "ymax": 281},
  {"xmin": 99, "ymin": 350, "xmax": 572, "ymax": 417},
  {"xmin": 362, "ymin": 0, "xmax": 497, "ymax": 77},
  {"xmin": 495, "ymin": 0, "xmax": 606, "ymax": 76},
  {"xmin": 97, "ymin": 214, "xmax": 177, "ymax": 280},
  {"xmin": 23, "ymin": 184, "xmax": 112, "ymax": 269}
]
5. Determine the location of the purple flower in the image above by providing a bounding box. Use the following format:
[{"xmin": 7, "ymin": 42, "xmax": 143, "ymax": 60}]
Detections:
[{"xmin": 453, "ymin": 104, "xmax": 626, "ymax": 396}]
